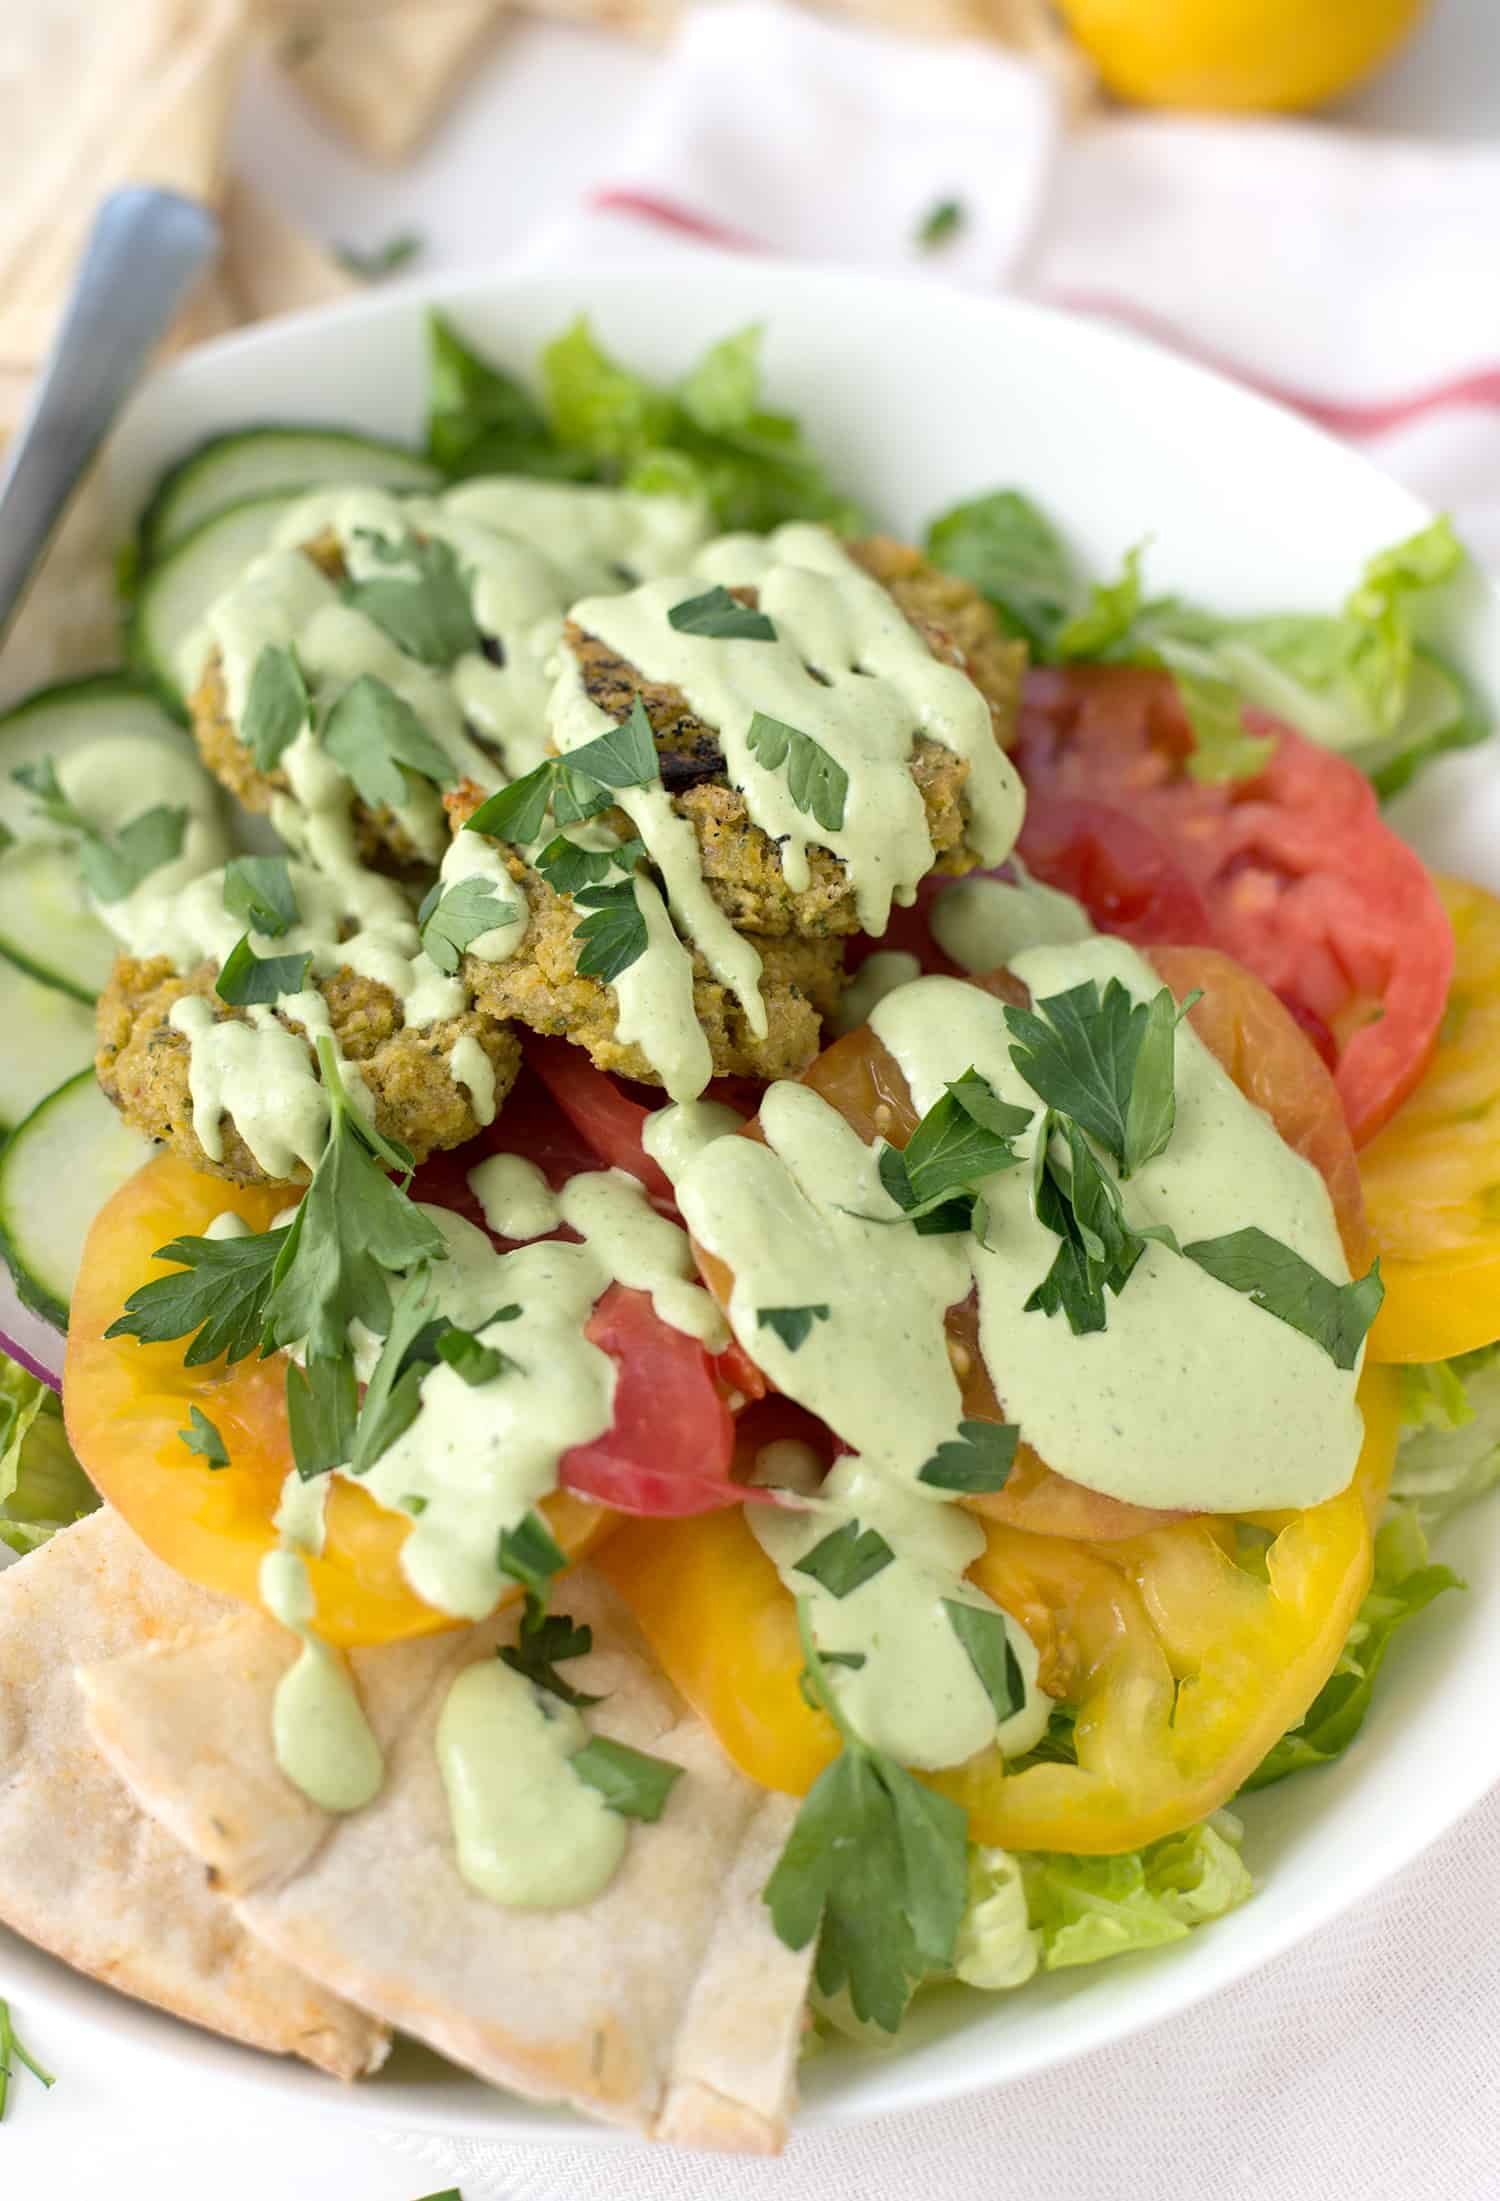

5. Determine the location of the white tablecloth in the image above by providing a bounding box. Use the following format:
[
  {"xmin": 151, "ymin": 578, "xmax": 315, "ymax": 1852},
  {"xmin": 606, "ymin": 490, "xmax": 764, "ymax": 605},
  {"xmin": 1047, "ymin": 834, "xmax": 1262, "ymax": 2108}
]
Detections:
[{"xmin": 10, "ymin": 4, "xmax": 1500, "ymax": 2192}]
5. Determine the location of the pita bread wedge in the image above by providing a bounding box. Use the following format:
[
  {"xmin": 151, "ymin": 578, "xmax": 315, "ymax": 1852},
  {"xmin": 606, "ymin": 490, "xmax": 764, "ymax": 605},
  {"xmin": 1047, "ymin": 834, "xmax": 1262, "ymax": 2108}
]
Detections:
[
  {"xmin": 0, "ymin": 1510, "xmax": 389, "ymax": 2078},
  {"xmin": 83, "ymin": 1568, "xmax": 812, "ymax": 2148},
  {"xmin": 267, "ymin": 0, "xmax": 508, "ymax": 163}
]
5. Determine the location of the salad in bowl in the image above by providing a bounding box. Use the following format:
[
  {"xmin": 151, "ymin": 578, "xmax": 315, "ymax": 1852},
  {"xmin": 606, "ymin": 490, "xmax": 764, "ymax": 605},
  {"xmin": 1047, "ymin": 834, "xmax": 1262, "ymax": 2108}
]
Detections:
[{"xmin": 0, "ymin": 271, "xmax": 1496, "ymax": 2151}]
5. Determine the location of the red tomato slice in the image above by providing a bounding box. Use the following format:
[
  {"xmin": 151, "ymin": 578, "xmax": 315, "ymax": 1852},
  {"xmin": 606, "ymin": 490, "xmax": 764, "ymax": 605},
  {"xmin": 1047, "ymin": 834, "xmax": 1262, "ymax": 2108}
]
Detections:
[
  {"xmin": 527, "ymin": 1038, "xmax": 674, "ymax": 1203},
  {"xmin": 410, "ymin": 1067, "xmax": 603, "ymax": 1246},
  {"xmin": 1014, "ymin": 664, "xmax": 1454, "ymax": 1145},
  {"xmin": 1017, "ymin": 793, "xmax": 1214, "ymax": 949},
  {"xmin": 562, "ymin": 1283, "xmax": 763, "ymax": 1515}
]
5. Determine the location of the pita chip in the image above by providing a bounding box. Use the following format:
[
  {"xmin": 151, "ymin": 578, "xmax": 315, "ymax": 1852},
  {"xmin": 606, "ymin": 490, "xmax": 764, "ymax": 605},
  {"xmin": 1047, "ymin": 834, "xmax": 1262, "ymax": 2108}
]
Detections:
[
  {"xmin": 0, "ymin": 1509, "xmax": 389, "ymax": 2079},
  {"xmin": 266, "ymin": 0, "xmax": 508, "ymax": 163},
  {"xmin": 83, "ymin": 1568, "xmax": 813, "ymax": 2148}
]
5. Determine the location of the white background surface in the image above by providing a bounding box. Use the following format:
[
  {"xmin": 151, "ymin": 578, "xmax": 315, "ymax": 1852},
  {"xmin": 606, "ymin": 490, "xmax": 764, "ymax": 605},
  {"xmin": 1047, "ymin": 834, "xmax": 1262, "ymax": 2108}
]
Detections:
[{"xmin": 7, "ymin": 2, "xmax": 1500, "ymax": 2194}]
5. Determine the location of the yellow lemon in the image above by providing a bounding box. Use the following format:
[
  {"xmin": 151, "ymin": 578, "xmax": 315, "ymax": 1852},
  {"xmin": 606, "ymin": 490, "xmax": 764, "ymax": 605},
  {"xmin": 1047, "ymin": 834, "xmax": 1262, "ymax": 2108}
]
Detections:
[{"xmin": 1057, "ymin": 0, "xmax": 1431, "ymax": 114}]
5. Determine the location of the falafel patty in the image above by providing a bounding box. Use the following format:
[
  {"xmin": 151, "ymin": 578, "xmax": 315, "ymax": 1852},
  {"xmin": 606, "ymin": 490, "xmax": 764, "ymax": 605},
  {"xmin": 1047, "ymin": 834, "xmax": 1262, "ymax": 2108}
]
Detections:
[
  {"xmin": 443, "ymin": 790, "xmax": 844, "ymax": 1086},
  {"xmin": 562, "ymin": 535, "xmax": 1026, "ymax": 940},
  {"xmin": 97, "ymin": 956, "xmax": 521, "ymax": 1186}
]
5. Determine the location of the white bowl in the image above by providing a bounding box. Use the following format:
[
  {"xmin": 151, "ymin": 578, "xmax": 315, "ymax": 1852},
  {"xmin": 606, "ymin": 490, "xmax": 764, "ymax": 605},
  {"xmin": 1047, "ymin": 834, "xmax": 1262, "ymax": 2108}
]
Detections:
[{"xmin": 7, "ymin": 260, "xmax": 1500, "ymax": 2144}]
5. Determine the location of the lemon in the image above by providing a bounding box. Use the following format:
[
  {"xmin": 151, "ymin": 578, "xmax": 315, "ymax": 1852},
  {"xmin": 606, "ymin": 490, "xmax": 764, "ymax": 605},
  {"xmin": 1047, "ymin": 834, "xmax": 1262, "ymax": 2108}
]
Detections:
[{"xmin": 1057, "ymin": 0, "xmax": 1431, "ymax": 114}]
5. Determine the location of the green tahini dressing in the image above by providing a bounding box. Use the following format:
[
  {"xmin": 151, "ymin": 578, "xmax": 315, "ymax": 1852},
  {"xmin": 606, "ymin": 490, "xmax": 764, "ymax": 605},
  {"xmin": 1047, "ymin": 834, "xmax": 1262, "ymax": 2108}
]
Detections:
[
  {"xmin": 436, "ymin": 1660, "xmax": 627, "ymax": 1909},
  {"xmin": 259, "ymin": 1549, "xmax": 383, "ymax": 1814}
]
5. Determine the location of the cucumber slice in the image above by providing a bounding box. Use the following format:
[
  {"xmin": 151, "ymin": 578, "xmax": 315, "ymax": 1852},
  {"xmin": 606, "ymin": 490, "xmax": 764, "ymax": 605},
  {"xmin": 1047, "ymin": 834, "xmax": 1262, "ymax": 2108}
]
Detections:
[
  {"xmin": 130, "ymin": 492, "xmax": 306, "ymax": 716},
  {"xmin": 0, "ymin": 961, "xmax": 96, "ymax": 1137},
  {"xmin": 140, "ymin": 427, "xmax": 440, "ymax": 562},
  {"xmin": 0, "ymin": 1073, "xmax": 154, "ymax": 1326},
  {"xmin": 0, "ymin": 677, "xmax": 199, "ymax": 999}
]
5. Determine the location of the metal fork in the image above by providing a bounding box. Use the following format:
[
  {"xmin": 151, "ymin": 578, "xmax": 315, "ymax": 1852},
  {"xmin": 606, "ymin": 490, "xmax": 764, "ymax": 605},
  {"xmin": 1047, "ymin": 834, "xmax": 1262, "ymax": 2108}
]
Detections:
[{"xmin": 0, "ymin": 186, "xmax": 220, "ymax": 645}]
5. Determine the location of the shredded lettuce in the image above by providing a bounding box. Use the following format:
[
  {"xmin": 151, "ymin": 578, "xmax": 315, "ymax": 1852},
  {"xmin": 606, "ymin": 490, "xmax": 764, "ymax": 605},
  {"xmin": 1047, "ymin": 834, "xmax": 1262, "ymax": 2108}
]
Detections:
[
  {"xmin": 1244, "ymin": 1508, "xmax": 1461, "ymax": 1792},
  {"xmin": 924, "ymin": 487, "xmax": 1486, "ymax": 795},
  {"xmin": 1393, "ymin": 1344, "xmax": 1500, "ymax": 1521},
  {"xmin": 0, "ymin": 1351, "xmax": 98, "ymax": 1554},
  {"xmin": 426, "ymin": 313, "xmax": 861, "ymax": 534}
]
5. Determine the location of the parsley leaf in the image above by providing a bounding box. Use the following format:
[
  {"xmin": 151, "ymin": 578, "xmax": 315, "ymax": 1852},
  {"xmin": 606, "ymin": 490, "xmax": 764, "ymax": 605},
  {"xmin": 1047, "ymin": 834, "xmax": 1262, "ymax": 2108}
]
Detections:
[
  {"xmin": 794, "ymin": 1519, "xmax": 894, "ymax": 1598},
  {"xmin": 462, "ymin": 701, "xmax": 659, "ymax": 847},
  {"xmin": 1005, "ymin": 977, "xmax": 1189, "ymax": 1178},
  {"xmin": 756, "ymin": 1304, "xmax": 831, "ymax": 1352},
  {"xmin": 877, "ymin": 1069, "xmax": 1030, "ymax": 1234},
  {"xmin": 12, "ymin": 758, "xmax": 86, "ymax": 832},
  {"xmin": 464, "ymin": 760, "xmax": 557, "ymax": 845},
  {"xmin": 342, "ymin": 531, "xmax": 481, "ymax": 667},
  {"xmin": 78, "ymin": 805, "xmax": 188, "ymax": 904},
  {"xmin": 264, "ymin": 1038, "xmax": 446, "ymax": 1363},
  {"xmin": 563, "ymin": 695, "xmax": 661, "ymax": 795},
  {"xmin": 763, "ymin": 1602, "xmax": 969, "ymax": 2031},
  {"xmin": 222, "ymin": 854, "xmax": 299, "ymax": 937},
  {"xmin": 285, "ymin": 1352, "xmax": 358, "ymax": 1480},
  {"xmin": 917, "ymin": 1419, "xmax": 1018, "ymax": 1493},
  {"xmin": 417, "ymin": 874, "xmax": 519, "ymax": 974},
  {"xmin": 1182, "ymin": 1229, "xmax": 1384, "ymax": 1371},
  {"xmin": 572, "ymin": 877, "xmax": 649, "ymax": 984},
  {"xmin": 944, "ymin": 1599, "xmax": 1025, "ymax": 1721},
  {"xmin": 436, "ymin": 1329, "xmax": 507, "ymax": 1386},
  {"xmin": 0, "ymin": 1994, "xmax": 56, "ymax": 2122},
  {"xmin": 243, "ymin": 644, "xmax": 310, "ymax": 771},
  {"xmin": 347, "ymin": 1269, "xmax": 442, "ymax": 1477},
  {"xmin": 499, "ymin": 1602, "xmax": 602, "ymax": 1708},
  {"xmin": 106, "ymin": 1226, "xmax": 290, "ymax": 1366},
  {"xmin": 570, "ymin": 1736, "xmax": 683, "ymax": 1822},
  {"xmin": 215, "ymin": 934, "xmax": 312, "ymax": 1006},
  {"xmin": 745, "ymin": 711, "xmax": 849, "ymax": 834},
  {"xmin": 179, "ymin": 1405, "xmax": 228, "ymax": 1469},
  {"xmin": 1026, "ymin": 1114, "xmax": 1176, "ymax": 1335},
  {"xmin": 497, "ymin": 1509, "xmax": 567, "ymax": 1600},
  {"xmin": 917, "ymin": 197, "xmax": 965, "ymax": 252},
  {"xmin": 321, "ymin": 675, "xmax": 456, "ymax": 811},
  {"xmin": 533, "ymin": 833, "xmax": 644, "ymax": 896},
  {"xmin": 667, "ymin": 584, "xmax": 776, "ymax": 641},
  {"xmin": 334, "ymin": 230, "xmax": 422, "ymax": 281}
]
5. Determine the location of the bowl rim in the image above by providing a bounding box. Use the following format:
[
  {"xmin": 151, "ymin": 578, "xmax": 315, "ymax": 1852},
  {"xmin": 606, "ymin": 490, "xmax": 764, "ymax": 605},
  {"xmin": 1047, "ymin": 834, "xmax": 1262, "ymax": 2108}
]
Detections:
[{"xmin": 8, "ymin": 251, "xmax": 1497, "ymax": 2146}]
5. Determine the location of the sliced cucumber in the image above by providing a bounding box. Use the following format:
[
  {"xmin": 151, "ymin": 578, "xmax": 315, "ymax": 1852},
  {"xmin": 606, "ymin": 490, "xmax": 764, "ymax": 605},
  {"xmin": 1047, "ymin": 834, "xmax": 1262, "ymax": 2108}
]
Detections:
[
  {"xmin": 0, "ymin": 1073, "xmax": 155, "ymax": 1326},
  {"xmin": 0, "ymin": 674, "xmax": 191, "ymax": 841},
  {"xmin": 0, "ymin": 963, "xmax": 96, "ymax": 1137},
  {"xmin": 139, "ymin": 426, "xmax": 440, "ymax": 562},
  {"xmin": 0, "ymin": 678, "xmax": 199, "ymax": 999},
  {"xmin": 130, "ymin": 492, "xmax": 307, "ymax": 716}
]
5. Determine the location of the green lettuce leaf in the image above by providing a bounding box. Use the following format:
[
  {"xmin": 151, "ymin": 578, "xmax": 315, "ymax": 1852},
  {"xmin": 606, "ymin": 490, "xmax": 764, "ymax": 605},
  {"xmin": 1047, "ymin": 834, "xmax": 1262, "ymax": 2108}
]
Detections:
[
  {"xmin": 426, "ymin": 312, "xmax": 859, "ymax": 533},
  {"xmin": 924, "ymin": 488, "xmax": 1486, "ymax": 795},
  {"xmin": 1018, "ymin": 1816, "xmax": 1253, "ymax": 1970},
  {"xmin": 0, "ymin": 1352, "xmax": 99, "ymax": 1554},
  {"xmin": 1244, "ymin": 1508, "xmax": 1461, "ymax": 1792},
  {"xmin": 1392, "ymin": 1342, "xmax": 1500, "ymax": 1521}
]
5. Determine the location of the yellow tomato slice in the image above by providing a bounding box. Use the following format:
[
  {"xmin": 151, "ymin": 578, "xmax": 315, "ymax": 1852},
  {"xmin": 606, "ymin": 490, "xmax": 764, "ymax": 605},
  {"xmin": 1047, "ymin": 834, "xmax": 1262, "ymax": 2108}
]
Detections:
[
  {"xmin": 65, "ymin": 1152, "xmax": 611, "ymax": 1646},
  {"xmin": 1362, "ymin": 875, "xmax": 1500, "ymax": 1362},
  {"xmin": 602, "ymin": 1367, "xmax": 1398, "ymax": 1854}
]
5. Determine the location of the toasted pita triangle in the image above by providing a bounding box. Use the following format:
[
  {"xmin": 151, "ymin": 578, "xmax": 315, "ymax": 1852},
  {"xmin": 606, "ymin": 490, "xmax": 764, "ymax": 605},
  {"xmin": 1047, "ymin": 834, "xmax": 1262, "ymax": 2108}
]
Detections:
[
  {"xmin": 268, "ymin": 0, "xmax": 507, "ymax": 163},
  {"xmin": 0, "ymin": 1510, "xmax": 389, "ymax": 2078},
  {"xmin": 83, "ymin": 1567, "xmax": 811, "ymax": 2148}
]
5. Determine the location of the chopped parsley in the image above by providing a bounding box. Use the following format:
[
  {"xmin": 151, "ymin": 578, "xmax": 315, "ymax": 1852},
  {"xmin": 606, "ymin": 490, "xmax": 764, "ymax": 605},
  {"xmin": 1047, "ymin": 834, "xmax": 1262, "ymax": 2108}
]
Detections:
[
  {"xmin": 464, "ymin": 697, "xmax": 659, "ymax": 846},
  {"xmin": 285, "ymin": 1352, "xmax": 358, "ymax": 1480},
  {"xmin": 334, "ymin": 230, "xmax": 423, "ymax": 281},
  {"xmin": 756, "ymin": 1304, "xmax": 831, "ymax": 1352},
  {"xmin": 178, "ymin": 1406, "xmax": 229, "ymax": 1469},
  {"xmin": 321, "ymin": 674, "xmax": 457, "ymax": 811},
  {"xmin": 917, "ymin": 197, "xmax": 965, "ymax": 252},
  {"xmin": 877, "ymin": 1068, "xmax": 1030, "ymax": 1234},
  {"xmin": 497, "ymin": 1509, "xmax": 568, "ymax": 1601},
  {"xmin": 943, "ymin": 1599, "xmax": 1024, "ymax": 1721},
  {"xmin": 0, "ymin": 1996, "xmax": 55, "ymax": 2122},
  {"xmin": 917, "ymin": 1419, "xmax": 1018, "ymax": 1493},
  {"xmin": 570, "ymin": 1736, "xmax": 683, "ymax": 1822},
  {"xmin": 12, "ymin": 762, "xmax": 187, "ymax": 902},
  {"xmin": 745, "ymin": 711, "xmax": 848, "ymax": 834},
  {"xmin": 417, "ymin": 874, "xmax": 519, "ymax": 974},
  {"xmin": 222, "ymin": 854, "xmax": 300, "ymax": 936},
  {"xmin": 242, "ymin": 644, "xmax": 310, "ymax": 771},
  {"xmin": 533, "ymin": 832, "xmax": 644, "ymax": 896},
  {"xmin": 763, "ymin": 1600, "xmax": 969, "ymax": 2032},
  {"xmin": 345, "ymin": 1271, "xmax": 443, "ymax": 1478},
  {"xmin": 571, "ymin": 877, "xmax": 649, "ymax": 984},
  {"xmin": 499, "ymin": 1603, "xmax": 602, "ymax": 1708},
  {"xmin": 342, "ymin": 530, "xmax": 480, "ymax": 667},
  {"xmin": 667, "ymin": 584, "xmax": 776, "ymax": 641},
  {"xmin": 1005, "ymin": 977, "xmax": 1195, "ymax": 1180},
  {"xmin": 1026, "ymin": 1111, "xmax": 1178, "ymax": 1336},
  {"xmin": 436, "ymin": 1329, "xmax": 508, "ymax": 1386},
  {"xmin": 1183, "ymin": 1229, "xmax": 1384, "ymax": 1372},
  {"xmin": 793, "ymin": 1519, "xmax": 894, "ymax": 1598},
  {"xmin": 215, "ymin": 934, "xmax": 312, "ymax": 1007}
]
